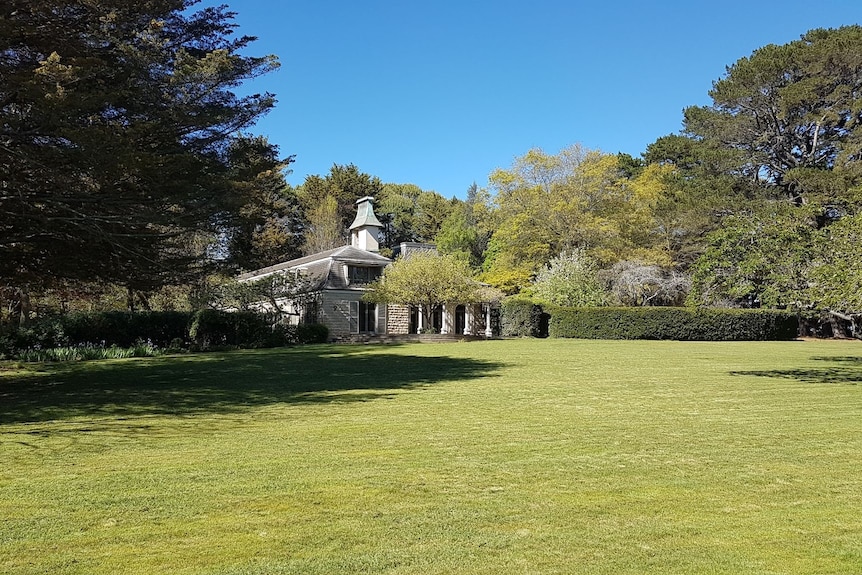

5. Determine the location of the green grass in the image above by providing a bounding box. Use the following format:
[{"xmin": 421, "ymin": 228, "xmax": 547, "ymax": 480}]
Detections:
[{"xmin": 1, "ymin": 339, "xmax": 860, "ymax": 574}]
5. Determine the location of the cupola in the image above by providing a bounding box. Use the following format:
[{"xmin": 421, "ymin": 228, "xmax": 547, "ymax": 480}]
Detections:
[{"xmin": 349, "ymin": 196, "xmax": 384, "ymax": 252}]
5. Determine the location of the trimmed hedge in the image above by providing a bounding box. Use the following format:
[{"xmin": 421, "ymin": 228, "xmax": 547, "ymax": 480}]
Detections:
[
  {"xmin": 547, "ymin": 306, "xmax": 798, "ymax": 341},
  {"xmin": 501, "ymin": 297, "xmax": 548, "ymax": 337},
  {"xmin": 188, "ymin": 309, "xmax": 277, "ymax": 349},
  {"xmin": 62, "ymin": 311, "xmax": 191, "ymax": 348}
]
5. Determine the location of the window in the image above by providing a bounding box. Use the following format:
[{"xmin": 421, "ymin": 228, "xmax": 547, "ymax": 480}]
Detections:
[{"xmin": 348, "ymin": 266, "xmax": 381, "ymax": 285}]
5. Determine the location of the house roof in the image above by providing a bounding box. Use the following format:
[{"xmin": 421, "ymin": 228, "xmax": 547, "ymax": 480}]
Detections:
[{"xmin": 238, "ymin": 245, "xmax": 392, "ymax": 290}]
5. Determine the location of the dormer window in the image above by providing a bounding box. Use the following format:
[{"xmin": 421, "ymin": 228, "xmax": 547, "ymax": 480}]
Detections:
[{"xmin": 348, "ymin": 265, "xmax": 381, "ymax": 285}]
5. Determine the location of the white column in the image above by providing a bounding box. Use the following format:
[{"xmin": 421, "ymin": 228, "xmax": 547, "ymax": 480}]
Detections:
[
  {"xmin": 484, "ymin": 304, "xmax": 492, "ymax": 338},
  {"xmin": 417, "ymin": 305, "xmax": 424, "ymax": 333},
  {"xmin": 464, "ymin": 306, "xmax": 473, "ymax": 335},
  {"xmin": 441, "ymin": 304, "xmax": 450, "ymax": 334}
]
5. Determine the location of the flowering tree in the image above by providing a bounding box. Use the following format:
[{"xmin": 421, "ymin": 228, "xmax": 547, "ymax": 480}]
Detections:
[{"xmin": 531, "ymin": 249, "xmax": 607, "ymax": 307}]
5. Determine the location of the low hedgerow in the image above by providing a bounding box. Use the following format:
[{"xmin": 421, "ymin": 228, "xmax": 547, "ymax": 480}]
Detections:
[
  {"xmin": 0, "ymin": 309, "xmax": 326, "ymax": 361},
  {"xmin": 188, "ymin": 309, "xmax": 275, "ymax": 350},
  {"xmin": 548, "ymin": 306, "xmax": 798, "ymax": 341},
  {"xmin": 0, "ymin": 311, "xmax": 193, "ymax": 353},
  {"xmin": 61, "ymin": 311, "xmax": 191, "ymax": 348}
]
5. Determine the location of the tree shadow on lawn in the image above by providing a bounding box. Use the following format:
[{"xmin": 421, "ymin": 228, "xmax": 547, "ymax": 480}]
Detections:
[
  {"xmin": 0, "ymin": 346, "xmax": 506, "ymax": 425},
  {"xmin": 730, "ymin": 355, "xmax": 862, "ymax": 385}
]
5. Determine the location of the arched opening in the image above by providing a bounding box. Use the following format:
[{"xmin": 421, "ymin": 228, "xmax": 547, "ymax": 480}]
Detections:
[{"xmin": 455, "ymin": 305, "xmax": 466, "ymax": 335}]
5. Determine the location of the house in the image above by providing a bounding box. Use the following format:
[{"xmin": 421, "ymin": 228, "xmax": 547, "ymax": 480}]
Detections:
[{"xmin": 238, "ymin": 196, "xmax": 499, "ymax": 340}]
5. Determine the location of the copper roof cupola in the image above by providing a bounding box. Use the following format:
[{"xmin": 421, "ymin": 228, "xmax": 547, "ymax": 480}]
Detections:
[{"xmin": 349, "ymin": 196, "xmax": 384, "ymax": 252}]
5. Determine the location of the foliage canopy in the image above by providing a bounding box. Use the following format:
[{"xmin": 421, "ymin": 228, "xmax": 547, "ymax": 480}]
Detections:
[{"xmin": 1, "ymin": 0, "xmax": 285, "ymax": 292}]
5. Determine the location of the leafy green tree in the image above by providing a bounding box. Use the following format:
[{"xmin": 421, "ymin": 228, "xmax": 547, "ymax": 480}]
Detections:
[
  {"xmin": 377, "ymin": 183, "xmax": 424, "ymax": 246},
  {"xmin": 643, "ymin": 134, "xmax": 756, "ymax": 267},
  {"xmin": 297, "ymin": 164, "xmax": 383, "ymax": 238},
  {"xmin": 436, "ymin": 206, "xmax": 482, "ymax": 266},
  {"xmin": 222, "ymin": 136, "xmax": 302, "ymax": 271},
  {"xmin": 436, "ymin": 183, "xmax": 493, "ymax": 269},
  {"xmin": 687, "ymin": 205, "xmax": 820, "ymax": 309},
  {"xmin": 376, "ymin": 183, "xmax": 454, "ymax": 247},
  {"xmin": 415, "ymin": 190, "xmax": 453, "ymax": 242},
  {"xmin": 809, "ymin": 212, "xmax": 862, "ymax": 314},
  {"xmin": 679, "ymin": 26, "xmax": 862, "ymax": 326},
  {"xmin": 1, "ymin": 0, "xmax": 283, "ymax": 299},
  {"xmin": 364, "ymin": 251, "xmax": 482, "ymax": 330},
  {"xmin": 530, "ymin": 249, "xmax": 607, "ymax": 307}
]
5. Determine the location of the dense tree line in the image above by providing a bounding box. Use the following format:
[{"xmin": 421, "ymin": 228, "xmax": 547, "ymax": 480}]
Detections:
[
  {"xmin": 442, "ymin": 26, "xmax": 861, "ymax": 336},
  {"xmin": 2, "ymin": 7, "xmax": 859, "ymax": 337}
]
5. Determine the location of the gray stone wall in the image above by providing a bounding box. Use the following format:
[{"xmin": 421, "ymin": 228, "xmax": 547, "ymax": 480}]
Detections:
[{"xmin": 319, "ymin": 291, "xmax": 352, "ymax": 338}]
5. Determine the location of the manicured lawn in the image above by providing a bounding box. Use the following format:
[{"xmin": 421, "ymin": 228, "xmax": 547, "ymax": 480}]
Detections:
[{"xmin": 1, "ymin": 339, "xmax": 860, "ymax": 574}]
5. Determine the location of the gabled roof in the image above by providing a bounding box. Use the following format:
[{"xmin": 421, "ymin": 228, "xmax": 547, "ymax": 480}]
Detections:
[{"xmin": 238, "ymin": 245, "xmax": 392, "ymax": 290}]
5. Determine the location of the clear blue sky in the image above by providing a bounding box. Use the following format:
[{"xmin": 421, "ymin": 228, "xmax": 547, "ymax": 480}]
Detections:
[{"xmin": 203, "ymin": 0, "xmax": 859, "ymax": 198}]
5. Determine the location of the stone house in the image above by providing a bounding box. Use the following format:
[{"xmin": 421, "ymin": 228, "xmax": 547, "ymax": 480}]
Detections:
[{"xmin": 238, "ymin": 196, "xmax": 498, "ymax": 339}]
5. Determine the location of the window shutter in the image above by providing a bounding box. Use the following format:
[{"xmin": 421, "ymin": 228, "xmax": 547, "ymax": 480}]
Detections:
[{"xmin": 349, "ymin": 301, "xmax": 359, "ymax": 334}]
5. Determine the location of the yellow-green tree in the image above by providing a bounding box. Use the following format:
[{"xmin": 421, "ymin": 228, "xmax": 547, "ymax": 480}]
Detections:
[
  {"xmin": 482, "ymin": 145, "xmax": 674, "ymax": 293},
  {"xmin": 364, "ymin": 252, "xmax": 482, "ymax": 331},
  {"xmin": 301, "ymin": 196, "xmax": 342, "ymax": 255}
]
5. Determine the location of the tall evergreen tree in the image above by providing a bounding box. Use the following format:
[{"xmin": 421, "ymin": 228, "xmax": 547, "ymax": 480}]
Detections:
[
  {"xmin": 1, "ymin": 0, "xmax": 285, "ymax": 294},
  {"xmin": 683, "ymin": 25, "xmax": 862, "ymax": 205},
  {"xmin": 297, "ymin": 164, "xmax": 384, "ymax": 240},
  {"xmin": 682, "ymin": 26, "xmax": 862, "ymax": 320}
]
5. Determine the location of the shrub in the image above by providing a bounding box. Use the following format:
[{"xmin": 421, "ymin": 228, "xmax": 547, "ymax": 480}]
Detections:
[
  {"xmin": 532, "ymin": 249, "xmax": 608, "ymax": 307},
  {"xmin": 501, "ymin": 297, "xmax": 548, "ymax": 338},
  {"xmin": 0, "ymin": 317, "xmax": 69, "ymax": 353},
  {"xmin": 296, "ymin": 323, "xmax": 329, "ymax": 344},
  {"xmin": 61, "ymin": 311, "xmax": 191, "ymax": 348},
  {"xmin": 188, "ymin": 309, "xmax": 273, "ymax": 350},
  {"xmin": 548, "ymin": 307, "xmax": 798, "ymax": 341}
]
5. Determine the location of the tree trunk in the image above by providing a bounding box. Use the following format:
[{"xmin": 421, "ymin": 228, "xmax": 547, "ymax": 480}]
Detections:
[
  {"xmin": 828, "ymin": 310, "xmax": 850, "ymax": 339},
  {"xmin": 138, "ymin": 291, "xmax": 152, "ymax": 311},
  {"xmin": 17, "ymin": 288, "xmax": 31, "ymax": 327},
  {"xmin": 421, "ymin": 303, "xmax": 438, "ymax": 333}
]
